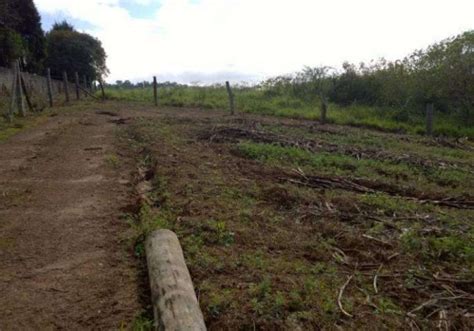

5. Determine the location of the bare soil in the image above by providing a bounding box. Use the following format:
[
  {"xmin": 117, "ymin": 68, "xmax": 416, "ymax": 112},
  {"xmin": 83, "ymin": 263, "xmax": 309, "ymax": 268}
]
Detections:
[{"xmin": 0, "ymin": 105, "xmax": 144, "ymax": 329}]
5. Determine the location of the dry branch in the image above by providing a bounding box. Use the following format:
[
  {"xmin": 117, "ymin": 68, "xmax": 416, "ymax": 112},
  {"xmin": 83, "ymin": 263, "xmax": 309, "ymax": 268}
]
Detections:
[
  {"xmin": 284, "ymin": 172, "xmax": 474, "ymax": 210},
  {"xmin": 338, "ymin": 275, "xmax": 354, "ymax": 318}
]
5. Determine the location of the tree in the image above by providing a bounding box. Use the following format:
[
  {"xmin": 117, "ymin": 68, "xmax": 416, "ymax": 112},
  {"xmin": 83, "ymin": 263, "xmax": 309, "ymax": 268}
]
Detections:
[
  {"xmin": 45, "ymin": 21, "xmax": 109, "ymax": 82},
  {"xmin": 0, "ymin": 0, "xmax": 45, "ymax": 72},
  {"xmin": 295, "ymin": 66, "xmax": 334, "ymax": 105},
  {"xmin": 0, "ymin": 27, "xmax": 23, "ymax": 67},
  {"xmin": 410, "ymin": 31, "xmax": 474, "ymax": 121}
]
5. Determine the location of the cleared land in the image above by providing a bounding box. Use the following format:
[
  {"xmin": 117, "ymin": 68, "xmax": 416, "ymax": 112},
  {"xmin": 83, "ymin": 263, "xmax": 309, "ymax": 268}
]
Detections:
[
  {"xmin": 122, "ymin": 104, "xmax": 473, "ymax": 329},
  {"xmin": 1, "ymin": 101, "xmax": 473, "ymax": 330}
]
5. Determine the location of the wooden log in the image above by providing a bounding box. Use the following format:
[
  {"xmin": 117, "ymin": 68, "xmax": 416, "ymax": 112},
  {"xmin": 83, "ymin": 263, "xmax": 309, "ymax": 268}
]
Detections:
[
  {"xmin": 145, "ymin": 229, "xmax": 206, "ymax": 331},
  {"xmin": 225, "ymin": 81, "xmax": 235, "ymax": 115},
  {"xmin": 426, "ymin": 103, "xmax": 434, "ymax": 136},
  {"xmin": 153, "ymin": 76, "xmax": 158, "ymax": 106},
  {"xmin": 46, "ymin": 68, "xmax": 53, "ymax": 107},
  {"xmin": 74, "ymin": 72, "xmax": 80, "ymax": 100},
  {"xmin": 63, "ymin": 71, "xmax": 70, "ymax": 102}
]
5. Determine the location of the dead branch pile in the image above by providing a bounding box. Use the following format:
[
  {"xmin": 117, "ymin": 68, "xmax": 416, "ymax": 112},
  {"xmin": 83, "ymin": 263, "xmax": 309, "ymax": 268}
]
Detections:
[{"xmin": 285, "ymin": 171, "xmax": 474, "ymax": 210}]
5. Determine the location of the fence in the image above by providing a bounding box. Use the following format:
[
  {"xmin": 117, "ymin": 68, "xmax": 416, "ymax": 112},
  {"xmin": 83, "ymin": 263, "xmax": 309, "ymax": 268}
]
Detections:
[{"xmin": 0, "ymin": 63, "xmax": 97, "ymax": 121}]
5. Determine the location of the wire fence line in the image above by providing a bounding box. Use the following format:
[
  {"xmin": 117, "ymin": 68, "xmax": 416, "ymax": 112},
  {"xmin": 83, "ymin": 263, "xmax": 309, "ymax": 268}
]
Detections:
[{"xmin": 0, "ymin": 64, "xmax": 96, "ymax": 120}]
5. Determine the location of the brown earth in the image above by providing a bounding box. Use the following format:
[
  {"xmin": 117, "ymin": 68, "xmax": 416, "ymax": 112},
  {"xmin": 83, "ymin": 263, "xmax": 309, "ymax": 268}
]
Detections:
[{"xmin": 0, "ymin": 105, "xmax": 144, "ymax": 329}]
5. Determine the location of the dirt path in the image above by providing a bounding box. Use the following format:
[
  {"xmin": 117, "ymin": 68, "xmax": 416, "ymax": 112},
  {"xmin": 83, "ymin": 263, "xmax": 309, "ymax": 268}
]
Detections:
[{"xmin": 0, "ymin": 108, "xmax": 142, "ymax": 329}]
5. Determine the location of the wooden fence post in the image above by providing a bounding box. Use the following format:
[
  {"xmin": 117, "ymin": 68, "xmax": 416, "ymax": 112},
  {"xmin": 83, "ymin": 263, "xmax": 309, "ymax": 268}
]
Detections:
[
  {"xmin": 46, "ymin": 68, "xmax": 53, "ymax": 107},
  {"xmin": 320, "ymin": 98, "xmax": 328, "ymax": 124},
  {"xmin": 63, "ymin": 71, "xmax": 70, "ymax": 102},
  {"xmin": 82, "ymin": 75, "xmax": 87, "ymax": 97},
  {"xmin": 99, "ymin": 79, "xmax": 105, "ymax": 100},
  {"xmin": 225, "ymin": 81, "xmax": 235, "ymax": 115},
  {"xmin": 19, "ymin": 73, "xmax": 34, "ymax": 112},
  {"xmin": 74, "ymin": 72, "xmax": 80, "ymax": 100},
  {"xmin": 7, "ymin": 61, "xmax": 18, "ymax": 121},
  {"xmin": 15, "ymin": 61, "xmax": 25, "ymax": 117},
  {"xmin": 153, "ymin": 76, "xmax": 158, "ymax": 106},
  {"xmin": 426, "ymin": 103, "xmax": 434, "ymax": 136}
]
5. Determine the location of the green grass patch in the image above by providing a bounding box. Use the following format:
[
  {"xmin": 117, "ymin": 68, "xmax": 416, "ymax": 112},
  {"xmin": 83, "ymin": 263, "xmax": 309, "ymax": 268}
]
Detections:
[
  {"xmin": 236, "ymin": 141, "xmax": 472, "ymax": 195},
  {"xmin": 103, "ymin": 86, "xmax": 474, "ymax": 138}
]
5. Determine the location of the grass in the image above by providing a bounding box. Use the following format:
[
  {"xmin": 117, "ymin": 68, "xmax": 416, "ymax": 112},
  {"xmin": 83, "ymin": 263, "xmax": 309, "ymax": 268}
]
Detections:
[
  {"xmin": 236, "ymin": 141, "xmax": 473, "ymax": 195},
  {"xmin": 0, "ymin": 114, "xmax": 48, "ymax": 142},
  {"xmin": 0, "ymin": 99, "xmax": 101, "ymax": 142},
  {"xmin": 103, "ymin": 85, "xmax": 474, "ymax": 138}
]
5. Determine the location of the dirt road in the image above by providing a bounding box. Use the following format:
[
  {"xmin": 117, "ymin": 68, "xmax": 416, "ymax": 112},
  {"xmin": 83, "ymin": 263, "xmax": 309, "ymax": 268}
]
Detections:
[{"xmin": 0, "ymin": 106, "xmax": 142, "ymax": 329}]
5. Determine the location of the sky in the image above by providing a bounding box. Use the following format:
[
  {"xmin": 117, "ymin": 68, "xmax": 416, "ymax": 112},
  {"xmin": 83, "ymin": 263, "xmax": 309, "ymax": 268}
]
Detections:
[{"xmin": 35, "ymin": 0, "xmax": 474, "ymax": 84}]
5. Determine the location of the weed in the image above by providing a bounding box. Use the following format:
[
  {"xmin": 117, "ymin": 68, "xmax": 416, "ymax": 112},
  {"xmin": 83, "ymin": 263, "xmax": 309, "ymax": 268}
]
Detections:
[
  {"xmin": 241, "ymin": 252, "xmax": 270, "ymax": 270},
  {"xmin": 206, "ymin": 289, "xmax": 234, "ymax": 318},
  {"xmin": 124, "ymin": 313, "xmax": 153, "ymax": 331},
  {"xmin": 211, "ymin": 220, "xmax": 235, "ymax": 246},
  {"xmin": 105, "ymin": 153, "xmax": 120, "ymax": 168},
  {"xmin": 401, "ymin": 228, "xmax": 474, "ymax": 263}
]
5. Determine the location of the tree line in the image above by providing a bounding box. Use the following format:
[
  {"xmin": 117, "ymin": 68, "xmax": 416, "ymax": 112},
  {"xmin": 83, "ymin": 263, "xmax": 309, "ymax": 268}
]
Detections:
[
  {"xmin": 262, "ymin": 31, "xmax": 473, "ymax": 124},
  {"xmin": 0, "ymin": 0, "xmax": 108, "ymax": 83}
]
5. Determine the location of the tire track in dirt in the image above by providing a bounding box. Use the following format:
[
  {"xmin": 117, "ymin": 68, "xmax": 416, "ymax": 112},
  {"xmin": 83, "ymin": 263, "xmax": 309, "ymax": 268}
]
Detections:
[{"xmin": 0, "ymin": 109, "xmax": 141, "ymax": 329}]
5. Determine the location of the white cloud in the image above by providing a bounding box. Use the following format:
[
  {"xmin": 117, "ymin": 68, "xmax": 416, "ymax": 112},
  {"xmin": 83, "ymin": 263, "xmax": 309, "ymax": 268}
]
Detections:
[{"xmin": 35, "ymin": 0, "xmax": 474, "ymax": 83}]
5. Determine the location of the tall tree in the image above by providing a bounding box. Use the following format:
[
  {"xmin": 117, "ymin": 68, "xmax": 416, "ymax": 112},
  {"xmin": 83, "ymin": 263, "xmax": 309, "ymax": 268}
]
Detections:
[
  {"xmin": 0, "ymin": 0, "xmax": 45, "ymax": 72},
  {"xmin": 45, "ymin": 21, "xmax": 108, "ymax": 82}
]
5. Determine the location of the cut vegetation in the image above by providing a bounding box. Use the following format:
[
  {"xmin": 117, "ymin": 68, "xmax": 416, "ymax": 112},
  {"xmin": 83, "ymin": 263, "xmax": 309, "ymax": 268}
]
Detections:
[{"xmin": 117, "ymin": 104, "xmax": 474, "ymax": 330}]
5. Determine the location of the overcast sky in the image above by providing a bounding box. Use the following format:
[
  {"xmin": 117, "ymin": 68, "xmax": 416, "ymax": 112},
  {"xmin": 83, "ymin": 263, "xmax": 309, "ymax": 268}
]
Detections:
[{"xmin": 35, "ymin": 0, "xmax": 474, "ymax": 84}]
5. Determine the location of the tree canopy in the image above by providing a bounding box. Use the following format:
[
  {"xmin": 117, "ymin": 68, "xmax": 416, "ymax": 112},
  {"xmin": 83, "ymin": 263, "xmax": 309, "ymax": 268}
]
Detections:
[
  {"xmin": 0, "ymin": 2, "xmax": 108, "ymax": 81},
  {"xmin": 45, "ymin": 21, "xmax": 109, "ymax": 82},
  {"xmin": 0, "ymin": 0, "xmax": 45, "ymax": 72}
]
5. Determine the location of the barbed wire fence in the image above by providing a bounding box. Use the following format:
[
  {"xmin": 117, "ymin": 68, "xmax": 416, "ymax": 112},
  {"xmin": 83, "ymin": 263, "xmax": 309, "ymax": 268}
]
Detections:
[{"xmin": 0, "ymin": 60, "xmax": 100, "ymax": 122}]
